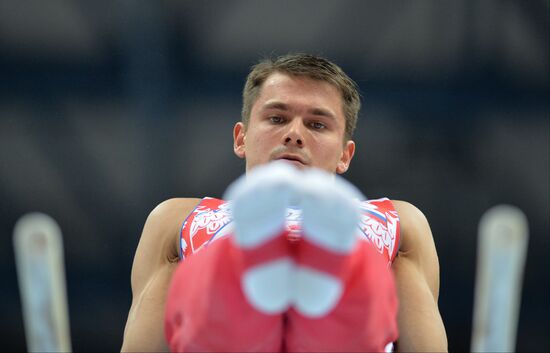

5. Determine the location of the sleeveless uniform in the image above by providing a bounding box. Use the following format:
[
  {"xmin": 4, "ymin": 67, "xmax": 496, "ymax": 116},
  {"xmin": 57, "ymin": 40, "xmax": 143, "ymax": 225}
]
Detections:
[
  {"xmin": 165, "ymin": 197, "xmax": 400, "ymax": 352},
  {"xmin": 179, "ymin": 197, "xmax": 400, "ymax": 264}
]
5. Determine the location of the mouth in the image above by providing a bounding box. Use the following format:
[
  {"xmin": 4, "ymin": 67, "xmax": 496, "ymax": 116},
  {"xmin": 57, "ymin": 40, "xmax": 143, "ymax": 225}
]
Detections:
[{"xmin": 275, "ymin": 154, "xmax": 307, "ymax": 167}]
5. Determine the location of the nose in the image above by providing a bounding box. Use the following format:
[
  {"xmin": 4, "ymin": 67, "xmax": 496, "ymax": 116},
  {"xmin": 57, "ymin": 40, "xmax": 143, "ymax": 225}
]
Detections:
[{"xmin": 283, "ymin": 120, "xmax": 304, "ymax": 147}]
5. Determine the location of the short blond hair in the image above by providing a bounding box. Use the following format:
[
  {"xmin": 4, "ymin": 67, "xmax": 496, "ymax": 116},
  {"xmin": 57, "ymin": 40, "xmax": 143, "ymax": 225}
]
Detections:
[{"xmin": 242, "ymin": 53, "xmax": 361, "ymax": 140}]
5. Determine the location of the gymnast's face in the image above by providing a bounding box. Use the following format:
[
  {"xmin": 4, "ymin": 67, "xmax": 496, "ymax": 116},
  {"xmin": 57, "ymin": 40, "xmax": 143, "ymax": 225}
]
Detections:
[{"xmin": 233, "ymin": 72, "xmax": 355, "ymax": 174}]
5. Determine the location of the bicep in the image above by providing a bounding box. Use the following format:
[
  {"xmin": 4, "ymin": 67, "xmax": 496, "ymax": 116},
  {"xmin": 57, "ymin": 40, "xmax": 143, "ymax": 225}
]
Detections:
[
  {"xmin": 393, "ymin": 256, "xmax": 447, "ymax": 352},
  {"xmin": 121, "ymin": 199, "xmax": 196, "ymax": 352},
  {"xmin": 121, "ymin": 214, "xmax": 175, "ymax": 353},
  {"xmin": 122, "ymin": 263, "xmax": 176, "ymax": 352},
  {"xmin": 392, "ymin": 201, "xmax": 447, "ymax": 352}
]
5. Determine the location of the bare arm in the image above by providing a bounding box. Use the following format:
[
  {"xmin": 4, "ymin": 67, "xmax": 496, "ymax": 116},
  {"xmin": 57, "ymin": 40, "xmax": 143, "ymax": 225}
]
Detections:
[
  {"xmin": 121, "ymin": 198, "xmax": 200, "ymax": 352},
  {"xmin": 392, "ymin": 201, "xmax": 448, "ymax": 352}
]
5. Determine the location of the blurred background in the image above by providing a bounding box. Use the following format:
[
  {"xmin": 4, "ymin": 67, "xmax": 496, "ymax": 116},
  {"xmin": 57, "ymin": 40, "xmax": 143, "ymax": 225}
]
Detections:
[{"xmin": 1, "ymin": 0, "xmax": 548, "ymax": 351}]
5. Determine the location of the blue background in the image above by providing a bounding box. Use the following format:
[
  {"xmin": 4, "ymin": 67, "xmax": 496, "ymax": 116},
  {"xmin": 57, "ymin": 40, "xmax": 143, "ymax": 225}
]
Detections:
[{"xmin": 1, "ymin": 1, "xmax": 548, "ymax": 351}]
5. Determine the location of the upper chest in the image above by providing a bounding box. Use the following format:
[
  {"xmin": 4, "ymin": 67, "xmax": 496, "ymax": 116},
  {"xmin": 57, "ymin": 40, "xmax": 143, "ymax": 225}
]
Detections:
[{"xmin": 180, "ymin": 197, "xmax": 401, "ymax": 263}]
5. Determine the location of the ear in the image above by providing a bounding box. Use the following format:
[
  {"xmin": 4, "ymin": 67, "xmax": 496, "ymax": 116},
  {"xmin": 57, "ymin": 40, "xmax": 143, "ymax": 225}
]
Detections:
[
  {"xmin": 336, "ymin": 140, "xmax": 355, "ymax": 174},
  {"xmin": 233, "ymin": 122, "xmax": 246, "ymax": 159}
]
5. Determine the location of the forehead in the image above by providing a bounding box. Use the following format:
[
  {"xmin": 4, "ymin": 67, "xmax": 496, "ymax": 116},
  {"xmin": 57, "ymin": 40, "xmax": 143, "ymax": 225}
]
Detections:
[{"xmin": 252, "ymin": 72, "xmax": 344, "ymax": 116}]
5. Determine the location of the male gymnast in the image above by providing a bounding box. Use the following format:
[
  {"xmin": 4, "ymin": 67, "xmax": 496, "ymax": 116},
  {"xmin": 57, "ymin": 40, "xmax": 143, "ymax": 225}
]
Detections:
[{"xmin": 121, "ymin": 53, "xmax": 448, "ymax": 352}]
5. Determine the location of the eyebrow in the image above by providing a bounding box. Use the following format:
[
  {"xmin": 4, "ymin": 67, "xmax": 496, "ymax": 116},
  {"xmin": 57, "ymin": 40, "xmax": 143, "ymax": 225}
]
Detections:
[{"xmin": 263, "ymin": 101, "xmax": 336, "ymax": 119}]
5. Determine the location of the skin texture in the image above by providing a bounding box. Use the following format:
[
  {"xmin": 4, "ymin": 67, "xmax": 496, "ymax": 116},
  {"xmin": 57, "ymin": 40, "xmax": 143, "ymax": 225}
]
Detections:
[
  {"xmin": 233, "ymin": 72, "xmax": 355, "ymax": 174},
  {"xmin": 121, "ymin": 72, "xmax": 448, "ymax": 352}
]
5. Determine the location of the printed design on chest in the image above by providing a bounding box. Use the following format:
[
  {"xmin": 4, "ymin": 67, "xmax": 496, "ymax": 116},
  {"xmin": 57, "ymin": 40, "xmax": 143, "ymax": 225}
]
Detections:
[
  {"xmin": 357, "ymin": 202, "xmax": 397, "ymax": 258},
  {"xmin": 189, "ymin": 202, "xmax": 233, "ymax": 239},
  {"xmin": 186, "ymin": 201, "xmax": 396, "ymax": 257}
]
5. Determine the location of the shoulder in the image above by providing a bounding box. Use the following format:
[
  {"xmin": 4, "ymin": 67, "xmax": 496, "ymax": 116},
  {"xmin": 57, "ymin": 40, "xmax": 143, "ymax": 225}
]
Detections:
[
  {"xmin": 391, "ymin": 199, "xmax": 428, "ymax": 226},
  {"xmin": 390, "ymin": 199, "xmax": 440, "ymax": 297},
  {"xmin": 390, "ymin": 200, "xmax": 433, "ymax": 254},
  {"xmin": 137, "ymin": 197, "xmax": 203, "ymax": 255},
  {"xmin": 131, "ymin": 198, "xmax": 202, "ymax": 291},
  {"xmin": 146, "ymin": 198, "xmax": 202, "ymax": 229},
  {"xmin": 145, "ymin": 197, "xmax": 202, "ymax": 254},
  {"xmin": 143, "ymin": 198, "xmax": 202, "ymax": 247},
  {"xmin": 149, "ymin": 197, "xmax": 203, "ymax": 219}
]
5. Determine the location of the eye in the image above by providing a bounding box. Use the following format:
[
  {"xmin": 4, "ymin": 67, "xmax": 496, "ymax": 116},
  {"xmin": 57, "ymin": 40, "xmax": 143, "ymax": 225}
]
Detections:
[
  {"xmin": 310, "ymin": 121, "xmax": 326, "ymax": 130},
  {"xmin": 269, "ymin": 116, "xmax": 284, "ymax": 124}
]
